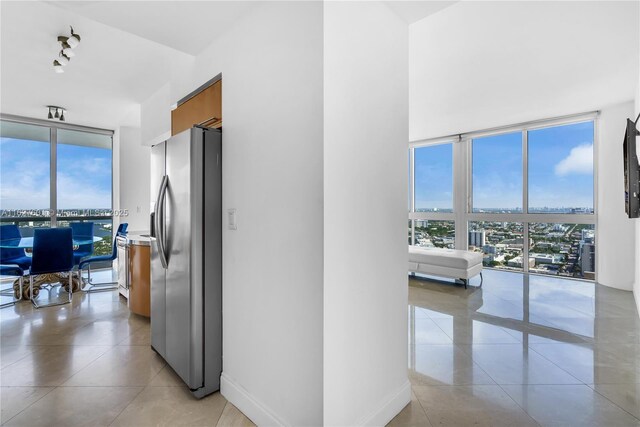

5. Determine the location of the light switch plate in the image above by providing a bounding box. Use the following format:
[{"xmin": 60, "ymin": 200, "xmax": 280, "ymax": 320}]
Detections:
[{"xmin": 227, "ymin": 209, "xmax": 237, "ymax": 230}]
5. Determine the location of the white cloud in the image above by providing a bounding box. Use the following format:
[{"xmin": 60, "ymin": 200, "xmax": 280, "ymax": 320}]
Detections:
[
  {"xmin": 0, "ymin": 158, "xmax": 50, "ymax": 209},
  {"xmin": 57, "ymin": 172, "xmax": 111, "ymax": 209},
  {"xmin": 0, "ymin": 157, "xmax": 111, "ymax": 210},
  {"xmin": 554, "ymin": 144, "xmax": 593, "ymax": 176}
]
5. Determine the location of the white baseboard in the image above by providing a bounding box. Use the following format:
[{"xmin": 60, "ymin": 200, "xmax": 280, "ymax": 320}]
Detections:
[
  {"xmin": 222, "ymin": 374, "xmax": 410, "ymax": 427},
  {"xmin": 221, "ymin": 372, "xmax": 289, "ymax": 427},
  {"xmin": 597, "ymin": 280, "xmax": 635, "ymax": 292},
  {"xmin": 356, "ymin": 380, "xmax": 411, "ymax": 427}
]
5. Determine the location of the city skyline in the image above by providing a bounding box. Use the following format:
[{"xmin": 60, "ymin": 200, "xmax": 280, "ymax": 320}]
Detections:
[{"xmin": 410, "ymin": 219, "xmax": 595, "ymax": 279}]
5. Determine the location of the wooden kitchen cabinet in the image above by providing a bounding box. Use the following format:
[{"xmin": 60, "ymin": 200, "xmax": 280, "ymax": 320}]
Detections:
[
  {"xmin": 128, "ymin": 242, "xmax": 151, "ymax": 317},
  {"xmin": 171, "ymin": 79, "xmax": 221, "ymax": 135}
]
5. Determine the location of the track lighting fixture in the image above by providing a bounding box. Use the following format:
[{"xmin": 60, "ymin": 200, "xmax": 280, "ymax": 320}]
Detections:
[
  {"xmin": 58, "ymin": 37, "xmax": 71, "ymax": 49},
  {"xmin": 53, "ymin": 60, "xmax": 64, "ymax": 73},
  {"xmin": 57, "ymin": 52, "xmax": 70, "ymax": 66},
  {"xmin": 68, "ymin": 27, "xmax": 81, "ymax": 48},
  {"xmin": 54, "ymin": 26, "xmax": 81, "ymax": 72},
  {"xmin": 47, "ymin": 106, "xmax": 66, "ymax": 122}
]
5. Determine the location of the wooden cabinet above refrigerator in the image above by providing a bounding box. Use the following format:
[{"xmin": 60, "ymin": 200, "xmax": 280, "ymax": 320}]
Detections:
[{"xmin": 171, "ymin": 78, "xmax": 222, "ymax": 136}]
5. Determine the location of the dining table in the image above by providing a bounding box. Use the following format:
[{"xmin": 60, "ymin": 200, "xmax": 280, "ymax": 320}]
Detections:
[{"xmin": 0, "ymin": 236, "xmax": 102, "ymax": 299}]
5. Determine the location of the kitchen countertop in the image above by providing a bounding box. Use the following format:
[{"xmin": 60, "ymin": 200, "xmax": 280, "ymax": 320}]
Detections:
[{"xmin": 124, "ymin": 231, "xmax": 151, "ymax": 246}]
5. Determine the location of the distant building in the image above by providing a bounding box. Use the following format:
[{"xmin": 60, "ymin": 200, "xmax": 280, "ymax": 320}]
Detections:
[
  {"xmin": 469, "ymin": 230, "xmax": 486, "ymax": 247},
  {"xmin": 417, "ymin": 239, "xmax": 434, "ymax": 248},
  {"xmin": 552, "ymin": 224, "xmax": 568, "ymax": 233},
  {"xmin": 442, "ymin": 237, "xmax": 455, "ymax": 246},
  {"xmin": 502, "ymin": 237, "xmax": 524, "ymax": 248},
  {"xmin": 581, "ymin": 243, "xmax": 595, "ymax": 274},
  {"xmin": 581, "ymin": 229, "xmax": 595, "ymax": 242},
  {"xmin": 507, "ymin": 257, "xmax": 522, "ymax": 268},
  {"xmin": 482, "ymin": 244, "xmax": 497, "ymax": 254},
  {"xmin": 415, "ymin": 220, "xmax": 429, "ymax": 228},
  {"xmin": 507, "ymin": 256, "xmax": 535, "ymax": 268},
  {"xmin": 530, "ymin": 253, "xmax": 564, "ymax": 265},
  {"xmin": 547, "ymin": 232, "xmax": 565, "ymax": 239}
]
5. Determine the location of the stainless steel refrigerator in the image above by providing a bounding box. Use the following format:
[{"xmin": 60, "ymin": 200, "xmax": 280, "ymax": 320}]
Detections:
[{"xmin": 150, "ymin": 126, "xmax": 222, "ymax": 398}]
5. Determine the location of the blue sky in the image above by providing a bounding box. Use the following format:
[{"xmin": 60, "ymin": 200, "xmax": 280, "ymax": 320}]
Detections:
[
  {"xmin": 473, "ymin": 132, "xmax": 523, "ymax": 210},
  {"xmin": 528, "ymin": 121, "xmax": 594, "ymax": 210},
  {"xmin": 414, "ymin": 143, "xmax": 453, "ymax": 210},
  {"xmin": 0, "ymin": 138, "xmax": 112, "ymax": 210},
  {"xmin": 413, "ymin": 121, "xmax": 594, "ymax": 210}
]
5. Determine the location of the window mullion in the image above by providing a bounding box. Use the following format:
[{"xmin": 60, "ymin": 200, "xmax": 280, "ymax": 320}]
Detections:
[
  {"xmin": 454, "ymin": 138, "xmax": 468, "ymax": 250},
  {"xmin": 410, "ymin": 147, "xmax": 415, "ymax": 215},
  {"xmin": 50, "ymin": 127, "xmax": 57, "ymax": 227},
  {"xmin": 410, "ymin": 147, "xmax": 414, "ymax": 245},
  {"xmin": 522, "ymin": 130, "xmax": 528, "ymax": 273}
]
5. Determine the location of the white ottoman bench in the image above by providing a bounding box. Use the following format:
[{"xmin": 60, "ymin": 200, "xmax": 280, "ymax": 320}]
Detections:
[{"xmin": 408, "ymin": 246, "xmax": 483, "ymax": 289}]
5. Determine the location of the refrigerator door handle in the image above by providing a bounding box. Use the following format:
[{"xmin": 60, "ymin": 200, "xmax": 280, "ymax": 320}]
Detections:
[{"xmin": 155, "ymin": 174, "xmax": 169, "ymax": 269}]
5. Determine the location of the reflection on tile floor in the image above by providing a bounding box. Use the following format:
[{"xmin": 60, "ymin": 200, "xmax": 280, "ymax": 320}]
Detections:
[
  {"xmin": 391, "ymin": 270, "xmax": 640, "ymax": 426},
  {"xmin": 0, "ymin": 270, "xmax": 255, "ymax": 427},
  {"xmin": 3, "ymin": 270, "xmax": 639, "ymax": 426}
]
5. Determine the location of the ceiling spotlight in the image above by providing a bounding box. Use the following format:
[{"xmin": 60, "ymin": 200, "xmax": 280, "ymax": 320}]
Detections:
[
  {"xmin": 46, "ymin": 106, "xmax": 66, "ymax": 122},
  {"xmin": 58, "ymin": 52, "xmax": 70, "ymax": 66},
  {"xmin": 67, "ymin": 26, "xmax": 81, "ymax": 48},
  {"xmin": 58, "ymin": 36, "xmax": 71, "ymax": 49},
  {"xmin": 53, "ymin": 60, "xmax": 64, "ymax": 73}
]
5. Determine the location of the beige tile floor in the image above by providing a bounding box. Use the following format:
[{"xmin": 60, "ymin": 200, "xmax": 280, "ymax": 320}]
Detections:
[
  {"xmin": 2, "ymin": 270, "xmax": 639, "ymax": 426},
  {"xmin": 0, "ymin": 271, "xmax": 255, "ymax": 427},
  {"xmin": 390, "ymin": 270, "xmax": 640, "ymax": 427}
]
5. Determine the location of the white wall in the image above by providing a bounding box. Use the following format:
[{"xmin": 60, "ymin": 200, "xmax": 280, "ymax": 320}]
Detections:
[
  {"xmin": 635, "ymin": 2, "xmax": 640, "ymax": 316},
  {"xmin": 597, "ymin": 102, "xmax": 637, "ymax": 290},
  {"xmin": 409, "ymin": 1, "xmax": 639, "ymax": 140},
  {"xmin": 140, "ymin": 83, "xmax": 171, "ymax": 147},
  {"xmin": 142, "ymin": 3, "xmax": 325, "ymax": 425},
  {"xmin": 117, "ymin": 126, "xmax": 150, "ymax": 232},
  {"xmin": 323, "ymin": 2, "xmax": 409, "ymax": 425}
]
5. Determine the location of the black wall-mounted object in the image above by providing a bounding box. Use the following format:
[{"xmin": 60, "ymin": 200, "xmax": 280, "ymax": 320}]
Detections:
[{"xmin": 623, "ymin": 114, "xmax": 640, "ymax": 219}]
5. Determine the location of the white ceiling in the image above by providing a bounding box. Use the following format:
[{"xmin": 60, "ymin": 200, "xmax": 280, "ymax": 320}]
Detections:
[
  {"xmin": 0, "ymin": 1, "xmax": 257, "ymax": 130},
  {"xmin": 384, "ymin": 1, "xmax": 457, "ymax": 24},
  {"xmin": 3, "ymin": 0, "xmax": 635, "ymax": 135},
  {"xmin": 48, "ymin": 1, "xmax": 259, "ymax": 56},
  {"xmin": 409, "ymin": 1, "xmax": 640, "ymax": 140}
]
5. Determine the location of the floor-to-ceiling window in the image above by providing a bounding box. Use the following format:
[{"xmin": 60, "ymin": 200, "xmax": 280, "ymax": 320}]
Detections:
[
  {"xmin": 409, "ymin": 114, "xmax": 597, "ymax": 280},
  {"xmin": 0, "ymin": 121, "xmax": 52, "ymax": 232},
  {"xmin": 409, "ymin": 141, "xmax": 456, "ymax": 249},
  {"xmin": 0, "ymin": 117, "xmax": 114, "ymax": 255}
]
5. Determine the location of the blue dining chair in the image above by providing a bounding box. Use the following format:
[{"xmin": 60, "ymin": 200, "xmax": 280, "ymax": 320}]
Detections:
[
  {"xmin": 117, "ymin": 223, "xmax": 128, "ymax": 236},
  {"xmin": 30, "ymin": 228, "xmax": 74, "ymax": 308},
  {"xmin": 79, "ymin": 223, "xmax": 128, "ymax": 292},
  {"xmin": 0, "ymin": 225, "xmax": 32, "ymax": 270},
  {"xmin": 70, "ymin": 222, "xmax": 94, "ymax": 266},
  {"xmin": 0, "ymin": 264, "xmax": 23, "ymax": 308}
]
